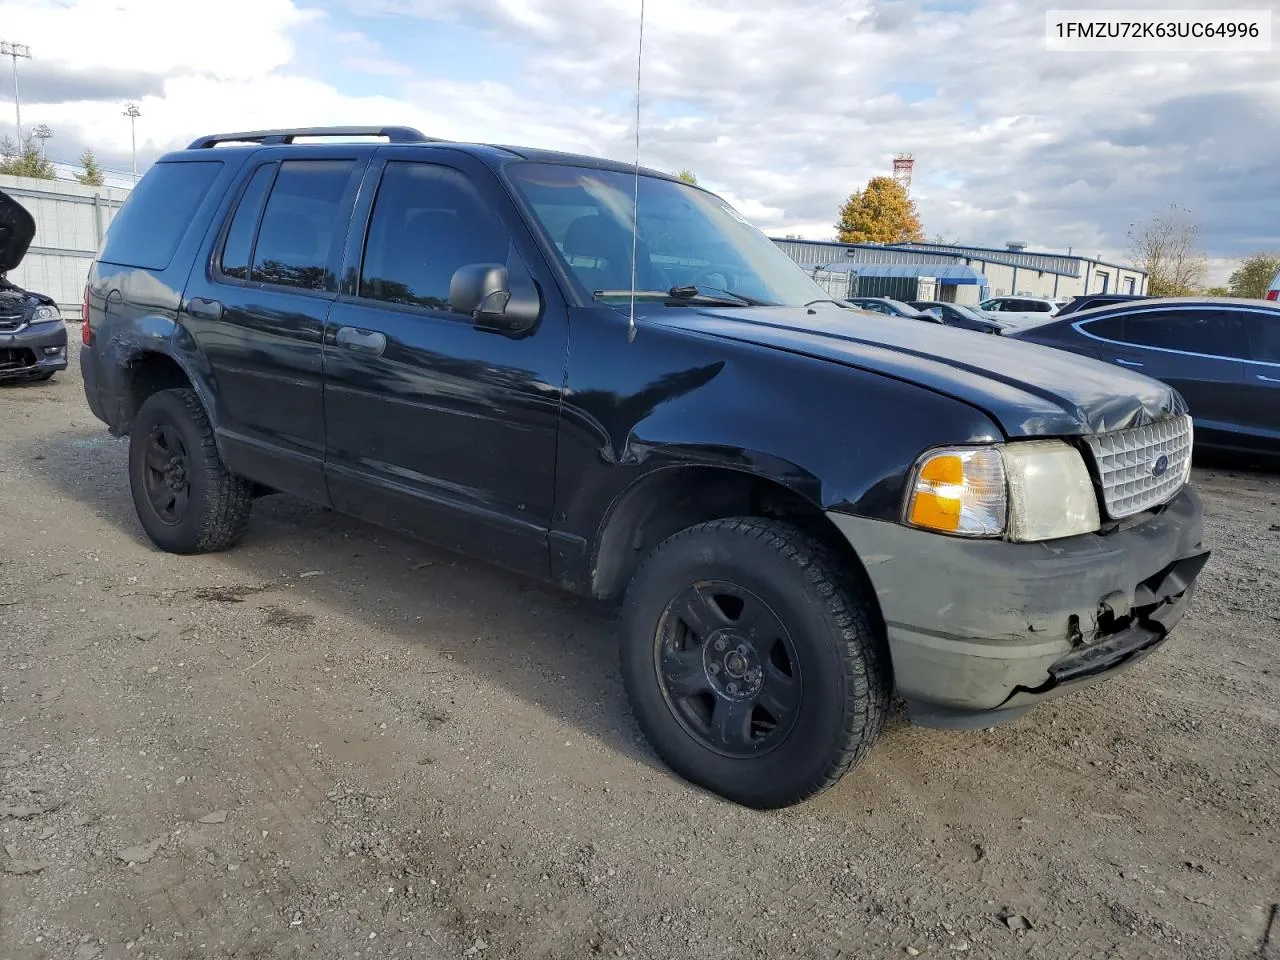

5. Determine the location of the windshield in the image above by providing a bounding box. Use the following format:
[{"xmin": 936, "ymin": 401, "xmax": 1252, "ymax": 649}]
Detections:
[{"xmin": 506, "ymin": 163, "xmax": 830, "ymax": 307}]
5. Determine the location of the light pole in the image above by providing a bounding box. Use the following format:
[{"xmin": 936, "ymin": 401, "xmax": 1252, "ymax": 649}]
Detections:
[
  {"xmin": 1, "ymin": 41, "xmax": 31, "ymax": 143},
  {"xmin": 123, "ymin": 102, "xmax": 140, "ymax": 179},
  {"xmin": 32, "ymin": 123, "xmax": 51, "ymax": 158}
]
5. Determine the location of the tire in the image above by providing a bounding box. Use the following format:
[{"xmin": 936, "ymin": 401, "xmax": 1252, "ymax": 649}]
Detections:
[
  {"xmin": 621, "ymin": 517, "xmax": 889, "ymax": 809},
  {"xmin": 128, "ymin": 388, "xmax": 253, "ymax": 554}
]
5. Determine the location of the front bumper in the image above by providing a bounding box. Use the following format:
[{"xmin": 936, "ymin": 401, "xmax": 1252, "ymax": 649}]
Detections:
[
  {"xmin": 0, "ymin": 319, "xmax": 68, "ymax": 381},
  {"xmin": 827, "ymin": 486, "xmax": 1207, "ymax": 728}
]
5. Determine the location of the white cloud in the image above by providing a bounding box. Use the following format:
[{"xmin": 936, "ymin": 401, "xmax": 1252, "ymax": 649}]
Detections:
[{"xmin": 1, "ymin": 0, "xmax": 1272, "ymax": 271}]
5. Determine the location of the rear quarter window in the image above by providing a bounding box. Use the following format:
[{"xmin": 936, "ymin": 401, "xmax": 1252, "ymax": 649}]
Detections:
[{"xmin": 99, "ymin": 161, "xmax": 223, "ymax": 270}]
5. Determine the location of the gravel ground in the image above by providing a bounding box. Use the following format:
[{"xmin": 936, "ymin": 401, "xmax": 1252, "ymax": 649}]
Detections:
[{"xmin": 2, "ymin": 341, "xmax": 1278, "ymax": 960}]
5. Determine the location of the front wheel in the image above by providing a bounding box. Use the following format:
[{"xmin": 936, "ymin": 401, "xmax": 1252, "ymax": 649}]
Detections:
[
  {"xmin": 621, "ymin": 517, "xmax": 889, "ymax": 808},
  {"xmin": 128, "ymin": 388, "xmax": 253, "ymax": 554}
]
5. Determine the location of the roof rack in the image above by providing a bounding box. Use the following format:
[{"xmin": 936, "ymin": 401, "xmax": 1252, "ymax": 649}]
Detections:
[{"xmin": 186, "ymin": 126, "xmax": 437, "ymax": 149}]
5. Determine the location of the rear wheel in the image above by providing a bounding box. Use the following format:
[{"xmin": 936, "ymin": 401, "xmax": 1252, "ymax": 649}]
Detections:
[
  {"xmin": 128, "ymin": 388, "xmax": 253, "ymax": 554},
  {"xmin": 621, "ymin": 517, "xmax": 889, "ymax": 808}
]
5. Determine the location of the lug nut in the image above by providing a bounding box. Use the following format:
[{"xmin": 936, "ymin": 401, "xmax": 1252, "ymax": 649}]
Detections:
[
  {"xmin": 737, "ymin": 644, "xmax": 748, "ymax": 656},
  {"xmin": 709, "ymin": 663, "xmax": 720, "ymax": 674},
  {"xmin": 727, "ymin": 682, "xmax": 738, "ymax": 694},
  {"xmin": 714, "ymin": 638, "xmax": 726, "ymax": 652}
]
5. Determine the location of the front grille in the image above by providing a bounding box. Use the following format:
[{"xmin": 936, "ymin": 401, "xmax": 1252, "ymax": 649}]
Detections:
[
  {"xmin": 1083, "ymin": 415, "xmax": 1193, "ymax": 519},
  {"xmin": 0, "ymin": 311, "xmax": 24, "ymax": 332},
  {"xmin": 0, "ymin": 347, "xmax": 36, "ymax": 371}
]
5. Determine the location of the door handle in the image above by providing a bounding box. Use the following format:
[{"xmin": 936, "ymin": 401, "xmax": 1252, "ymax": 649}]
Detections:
[
  {"xmin": 1114, "ymin": 358, "xmax": 1144, "ymax": 368},
  {"xmin": 335, "ymin": 326, "xmax": 387, "ymax": 356},
  {"xmin": 186, "ymin": 297, "xmax": 223, "ymax": 321},
  {"xmin": 1258, "ymin": 373, "xmax": 1280, "ymax": 384}
]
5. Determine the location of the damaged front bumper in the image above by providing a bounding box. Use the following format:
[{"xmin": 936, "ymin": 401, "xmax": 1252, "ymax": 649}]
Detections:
[
  {"xmin": 827, "ymin": 486, "xmax": 1207, "ymax": 729},
  {"xmin": 0, "ymin": 319, "xmax": 68, "ymax": 381}
]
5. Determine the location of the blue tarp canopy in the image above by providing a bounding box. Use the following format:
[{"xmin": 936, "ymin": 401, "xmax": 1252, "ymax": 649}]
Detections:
[{"xmin": 813, "ymin": 262, "xmax": 987, "ymax": 285}]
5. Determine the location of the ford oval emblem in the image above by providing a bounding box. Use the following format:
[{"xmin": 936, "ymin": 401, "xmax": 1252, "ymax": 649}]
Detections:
[{"xmin": 1152, "ymin": 454, "xmax": 1170, "ymax": 478}]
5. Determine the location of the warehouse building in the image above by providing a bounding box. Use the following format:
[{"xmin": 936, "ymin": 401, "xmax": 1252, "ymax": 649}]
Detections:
[{"xmin": 772, "ymin": 237, "xmax": 1147, "ymax": 304}]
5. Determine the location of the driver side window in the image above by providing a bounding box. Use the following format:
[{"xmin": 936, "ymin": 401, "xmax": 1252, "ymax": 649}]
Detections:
[{"xmin": 360, "ymin": 162, "xmax": 512, "ymax": 313}]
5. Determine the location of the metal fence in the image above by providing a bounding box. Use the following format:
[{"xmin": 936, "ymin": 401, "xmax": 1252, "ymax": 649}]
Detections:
[{"xmin": 0, "ymin": 174, "xmax": 132, "ymax": 318}]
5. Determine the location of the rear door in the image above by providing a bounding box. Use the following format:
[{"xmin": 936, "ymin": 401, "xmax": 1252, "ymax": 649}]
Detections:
[
  {"xmin": 1239, "ymin": 307, "xmax": 1280, "ymax": 453},
  {"xmin": 1085, "ymin": 307, "xmax": 1248, "ymax": 447},
  {"xmin": 181, "ymin": 151, "xmax": 365, "ymax": 503}
]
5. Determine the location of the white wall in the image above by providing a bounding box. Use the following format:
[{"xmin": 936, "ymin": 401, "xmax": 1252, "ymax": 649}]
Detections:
[{"xmin": 0, "ymin": 174, "xmax": 132, "ymax": 317}]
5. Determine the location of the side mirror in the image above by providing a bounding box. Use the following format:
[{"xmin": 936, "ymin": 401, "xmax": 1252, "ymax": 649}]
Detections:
[{"xmin": 448, "ymin": 263, "xmax": 541, "ymax": 334}]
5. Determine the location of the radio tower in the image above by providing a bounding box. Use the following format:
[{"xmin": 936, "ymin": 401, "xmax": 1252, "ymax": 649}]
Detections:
[{"xmin": 892, "ymin": 153, "xmax": 914, "ymax": 193}]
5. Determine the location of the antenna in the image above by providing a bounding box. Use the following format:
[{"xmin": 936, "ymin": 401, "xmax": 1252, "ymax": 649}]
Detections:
[{"xmin": 627, "ymin": 0, "xmax": 646, "ymax": 344}]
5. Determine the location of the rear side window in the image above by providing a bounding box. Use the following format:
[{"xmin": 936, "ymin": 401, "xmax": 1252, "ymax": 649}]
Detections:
[
  {"xmin": 359, "ymin": 162, "xmax": 511, "ymax": 312},
  {"xmin": 1119, "ymin": 309, "xmax": 1249, "ymax": 359},
  {"xmin": 1242, "ymin": 312, "xmax": 1280, "ymax": 363},
  {"xmin": 99, "ymin": 161, "xmax": 222, "ymax": 270},
  {"xmin": 1082, "ymin": 315, "xmax": 1126, "ymax": 340},
  {"xmin": 220, "ymin": 164, "xmax": 276, "ymax": 279},
  {"xmin": 251, "ymin": 160, "xmax": 355, "ymax": 290}
]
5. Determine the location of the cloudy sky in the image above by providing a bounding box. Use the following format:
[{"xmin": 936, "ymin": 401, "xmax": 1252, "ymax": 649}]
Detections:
[{"xmin": 1, "ymin": 0, "xmax": 1275, "ymax": 281}]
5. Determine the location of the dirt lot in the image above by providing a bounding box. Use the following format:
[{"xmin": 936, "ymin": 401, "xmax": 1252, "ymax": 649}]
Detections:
[{"xmin": 2, "ymin": 342, "xmax": 1278, "ymax": 960}]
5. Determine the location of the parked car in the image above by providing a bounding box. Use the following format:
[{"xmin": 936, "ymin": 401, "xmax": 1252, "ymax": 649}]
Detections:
[
  {"xmin": 977, "ymin": 296, "xmax": 1059, "ymax": 327},
  {"xmin": 0, "ymin": 189, "xmax": 69, "ymax": 384},
  {"xmin": 1055, "ymin": 293, "xmax": 1149, "ymax": 317},
  {"xmin": 1009, "ymin": 298, "xmax": 1280, "ymax": 456},
  {"xmin": 844, "ymin": 296, "xmax": 938, "ymax": 320},
  {"xmin": 1267, "ymin": 268, "xmax": 1279, "ymax": 302},
  {"xmin": 82, "ymin": 126, "xmax": 1209, "ymax": 808},
  {"xmin": 906, "ymin": 300, "xmax": 1007, "ymax": 334}
]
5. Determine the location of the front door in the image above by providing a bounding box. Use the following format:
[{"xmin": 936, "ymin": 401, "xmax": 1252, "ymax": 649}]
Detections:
[
  {"xmin": 1239, "ymin": 307, "xmax": 1280, "ymax": 454},
  {"xmin": 181, "ymin": 153, "xmax": 365, "ymax": 503},
  {"xmin": 1107, "ymin": 307, "xmax": 1248, "ymax": 448},
  {"xmin": 322, "ymin": 152, "xmax": 568, "ymax": 577}
]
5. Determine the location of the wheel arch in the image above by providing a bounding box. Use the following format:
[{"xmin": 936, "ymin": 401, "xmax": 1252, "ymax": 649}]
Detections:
[{"xmin": 589, "ymin": 464, "xmax": 882, "ymax": 621}]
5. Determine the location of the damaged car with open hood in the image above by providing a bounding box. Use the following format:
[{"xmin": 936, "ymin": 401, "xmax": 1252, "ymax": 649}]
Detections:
[
  {"xmin": 80, "ymin": 127, "xmax": 1210, "ymax": 808},
  {"xmin": 0, "ymin": 188, "xmax": 69, "ymax": 383}
]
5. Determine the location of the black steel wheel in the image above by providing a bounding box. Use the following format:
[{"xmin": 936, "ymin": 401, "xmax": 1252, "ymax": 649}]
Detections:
[
  {"xmin": 141, "ymin": 421, "xmax": 191, "ymax": 525},
  {"xmin": 655, "ymin": 581, "xmax": 803, "ymax": 758},
  {"xmin": 622, "ymin": 517, "xmax": 889, "ymax": 809},
  {"xmin": 128, "ymin": 388, "xmax": 253, "ymax": 554}
]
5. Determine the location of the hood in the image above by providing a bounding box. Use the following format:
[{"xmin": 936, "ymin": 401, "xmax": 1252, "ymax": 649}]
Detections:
[
  {"xmin": 646, "ymin": 304, "xmax": 1183, "ymax": 438},
  {"xmin": 0, "ymin": 188, "xmax": 35, "ymax": 274}
]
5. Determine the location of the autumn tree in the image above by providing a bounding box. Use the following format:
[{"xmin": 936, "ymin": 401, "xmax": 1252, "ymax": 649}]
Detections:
[
  {"xmin": 0, "ymin": 135, "xmax": 55, "ymax": 179},
  {"xmin": 1204, "ymin": 286, "xmax": 1231, "ymax": 297},
  {"xmin": 76, "ymin": 149, "xmax": 105, "ymax": 186},
  {"xmin": 1227, "ymin": 253, "xmax": 1280, "ymax": 299},
  {"xmin": 1126, "ymin": 206, "xmax": 1206, "ymax": 296},
  {"xmin": 835, "ymin": 176, "xmax": 923, "ymax": 244},
  {"xmin": 675, "ymin": 169, "xmax": 697, "ymax": 185}
]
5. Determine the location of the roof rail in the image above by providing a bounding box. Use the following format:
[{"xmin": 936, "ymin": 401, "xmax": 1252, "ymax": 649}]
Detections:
[{"xmin": 186, "ymin": 126, "xmax": 436, "ymax": 149}]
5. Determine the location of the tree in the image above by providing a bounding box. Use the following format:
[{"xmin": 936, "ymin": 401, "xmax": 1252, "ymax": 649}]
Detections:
[
  {"xmin": 1204, "ymin": 286, "xmax": 1231, "ymax": 297},
  {"xmin": 0, "ymin": 135, "xmax": 55, "ymax": 179},
  {"xmin": 674, "ymin": 169, "xmax": 697, "ymax": 185},
  {"xmin": 76, "ymin": 149, "xmax": 105, "ymax": 186},
  {"xmin": 1227, "ymin": 253, "xmax": 1280, "ymax": 299},
  {"xmin": 1126, "ymin": 206, "xmax": 1207, "ymax": 296},
  {"xmin": 835, "ymin": 176, "xmax": 923, "ymax": 244}
]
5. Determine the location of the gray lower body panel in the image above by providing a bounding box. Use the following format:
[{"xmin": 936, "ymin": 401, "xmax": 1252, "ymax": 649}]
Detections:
[{"xmin": 827, "ymin": 487, "xmax": 1206, "ymax": 723}]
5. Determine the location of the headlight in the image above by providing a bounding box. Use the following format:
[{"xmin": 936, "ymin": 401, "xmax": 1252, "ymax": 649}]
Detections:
[
  {"xmin": 905, "ymin": 441, "xmax": 1100, "ymax": 542},
  {"xmin": 32, "ymin": 305, "xmax": 61, "ymax": 322}
]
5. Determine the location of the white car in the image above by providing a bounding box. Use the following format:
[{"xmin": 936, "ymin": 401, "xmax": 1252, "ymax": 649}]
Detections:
[
  {"xmin": 977, "ymin": 296, "xmax": 1059, "ymax": 327},
  {"xmin": 1267, "ymin": 268, "xmax": 1279, "ymax": 302}
]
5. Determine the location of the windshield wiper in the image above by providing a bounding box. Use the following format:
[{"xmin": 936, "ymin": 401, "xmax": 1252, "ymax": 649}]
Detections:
[
  {"xmin": 595, "ymin": 287, "xmax": 758, "ymax": 307},
  {"xmin": 668, "ymin": 284, "xmax": 774, "ymax": 306}
]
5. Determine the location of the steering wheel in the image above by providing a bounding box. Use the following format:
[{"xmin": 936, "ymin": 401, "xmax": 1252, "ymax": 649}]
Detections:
[{"xmin": 688, "ymin": 269, "xmax": 733, "ymax": 291}]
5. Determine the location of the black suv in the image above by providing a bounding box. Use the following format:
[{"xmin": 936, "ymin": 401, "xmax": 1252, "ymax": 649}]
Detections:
[
  {"xmin": 82, "ymin": 127, "xmax": 1208, "ymax": 808},
  {"xmin": 0, "ymin": 190, "xmax": 69, "ymax": 383}
]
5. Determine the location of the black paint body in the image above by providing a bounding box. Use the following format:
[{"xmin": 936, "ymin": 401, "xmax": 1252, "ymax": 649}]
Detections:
[{"xmin": 82, "ymin": 141, "xmax": 1191, "ymax": 597}]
